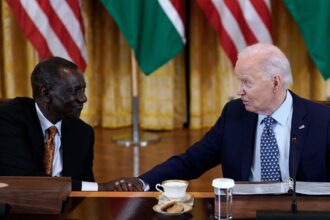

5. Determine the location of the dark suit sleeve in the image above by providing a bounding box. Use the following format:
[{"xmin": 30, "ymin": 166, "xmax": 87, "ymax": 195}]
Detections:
[
  {"xmin": 74, "ymin": 126, "xmax": 95, "ymax": 191},
  {"xmin": 0, "ymin": 103, "xmax": 44, "ymax": 176},
  {"xmin": 62, "ymin": 121, "xmax": 95, "ymax": 191},
  {"xmin": 139, "ymin": 104, "xmax": 229, "ymax": 190},
  {"xmin": 327, "ymin": 122, "xmax": 330, "ymax": 181},
  {"xmin": 81, "ymin": 125, "xmax": 95, "ymax": 182},
  {"xmin": 291, "ymin": 95, "xmax": 330, "ymax": 182}
]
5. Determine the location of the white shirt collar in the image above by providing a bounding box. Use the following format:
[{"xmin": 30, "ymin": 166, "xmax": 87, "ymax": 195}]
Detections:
[
  {"xmin": 258, "ymin": 90, "xmax": 293, "ymax": 126},
  {"xmin": 35, "ymin": 103, "xmax": 62, "ymax": 137}
]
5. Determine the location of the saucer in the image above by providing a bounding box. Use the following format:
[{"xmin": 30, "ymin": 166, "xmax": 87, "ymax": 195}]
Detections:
[
  {"xmin": 0, "ymin": 183, "xmax": 8, "ymax": 188},
  {"xmin": 158, "ymin": 193, "xmax": 192, "ymax": 202},
  {"xmin": 153, "ymin": 202, "xmax": 192, "ymax": 215}
]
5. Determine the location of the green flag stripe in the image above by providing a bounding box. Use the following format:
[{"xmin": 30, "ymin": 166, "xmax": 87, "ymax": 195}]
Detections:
[
  {"xmin": 100, "ymin": 0, "xmax": 184, "ymax": 75},
  {"xmin": 284, "ymin": 0, "xmax": 330, "ymax": 79}
]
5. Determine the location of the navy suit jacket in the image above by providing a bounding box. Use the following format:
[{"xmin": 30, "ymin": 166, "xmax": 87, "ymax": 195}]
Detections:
[
  {"xmin": 0, "ymin": 97, "xmax": 95, "ymax": 190},
  {"xmin": 140, "ymin": 92, "xmax": 330, "ymax": 190}
]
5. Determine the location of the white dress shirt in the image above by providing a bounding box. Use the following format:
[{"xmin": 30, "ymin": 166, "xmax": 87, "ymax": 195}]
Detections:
[
  {"xmin": 35, "ymin": 103, "xmax": 98, "ymax": 191},
  {"xmin": 250, "ymin": 90, "xmax": 293, "ymax": 182}
]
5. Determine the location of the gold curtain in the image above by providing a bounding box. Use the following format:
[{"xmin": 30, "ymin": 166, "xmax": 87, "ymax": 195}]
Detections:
[{"xmin": 0, "ymin": 1, "xmax": 328, "ymax": 130}]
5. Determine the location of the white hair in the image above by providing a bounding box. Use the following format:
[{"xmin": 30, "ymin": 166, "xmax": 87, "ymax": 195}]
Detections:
[{"xmin": 237, "ymin": 43, "xmax": 293, "ymax": 88}]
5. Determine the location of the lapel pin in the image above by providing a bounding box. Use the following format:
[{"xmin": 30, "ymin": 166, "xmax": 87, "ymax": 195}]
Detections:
[{"xmin": 299, "ymin": 125, "xmax": 305, "ymax": 130}]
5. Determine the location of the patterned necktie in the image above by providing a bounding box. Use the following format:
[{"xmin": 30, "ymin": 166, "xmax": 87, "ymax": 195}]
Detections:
[
  {"xmin": 260, "ymin": 116, "xmax": 281, "ymax": 182},
  {"xmin": 44, "ymin": 126, "xmax": 57, "ymax": 176}
]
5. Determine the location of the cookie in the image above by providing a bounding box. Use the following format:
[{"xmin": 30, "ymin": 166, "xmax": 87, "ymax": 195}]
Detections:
[
  {"xmin": 160, "ymin": 200, "xmax": 177, "ymax": 212},
  {"xmin": 166, "ymin": 203, "xmax": 184, "ymax": 213},
  {"xmin": 159, "ymin": 200, "xmax": 185, "ymax": 213}
]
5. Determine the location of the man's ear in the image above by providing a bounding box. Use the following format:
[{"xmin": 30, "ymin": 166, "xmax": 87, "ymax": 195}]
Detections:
[
  {"xmin": 40, "ymin": 86, "xmax": 51, "ymax": 102},
  {"xmin": 272, "ymin": 74, "xmax": 282, "ymax": 91}
]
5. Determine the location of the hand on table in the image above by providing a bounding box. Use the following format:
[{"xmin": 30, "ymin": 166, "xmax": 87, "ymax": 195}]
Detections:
[{"xmin": 98, "ymin": 177, "xmax": 144, "ymax": 191}]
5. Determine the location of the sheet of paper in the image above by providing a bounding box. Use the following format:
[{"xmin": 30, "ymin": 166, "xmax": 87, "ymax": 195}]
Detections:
[
  {"xmin": 233, "ymin": 181, "xmax": 330, "ymax": 195},
  {"xmin": 296, "ymin": 182, "xmax": 330, "ymax": 195},
  {"xmin": 233, "ymin": 182, "xmax": 288, "ymax": 195}
]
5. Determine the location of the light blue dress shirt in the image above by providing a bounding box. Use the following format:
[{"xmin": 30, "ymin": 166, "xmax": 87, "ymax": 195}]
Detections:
[{"xmin": 250, "ymin": 90, "xmax": 293, "ymax": 182}]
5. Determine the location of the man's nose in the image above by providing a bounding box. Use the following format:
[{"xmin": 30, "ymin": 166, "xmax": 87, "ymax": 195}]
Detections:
[
  {"xmin": 236, "ymin": 84, "xmax": 244, "ymax": 96},
  {"xmin": 78, "ymin": 92, "xmax": 87, "ymax": 103}
]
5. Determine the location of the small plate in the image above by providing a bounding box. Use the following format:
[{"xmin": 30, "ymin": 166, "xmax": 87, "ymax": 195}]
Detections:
[
  {"xmin": 0, "ymin": 183, "xmax": 8, "ymax": 188},
  {"xmin": 158, "ymin": 193, "xmax": 192, "ymax": 202},
  {"xmin": 153, "ymin": 203, "xmax": 192, "ymax": 215}
]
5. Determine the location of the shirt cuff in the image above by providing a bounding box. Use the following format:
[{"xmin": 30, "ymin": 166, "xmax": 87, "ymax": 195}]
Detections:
[
  {"xmin": 81, "ymin": 181, "xmax": 98, "ymax": 191},
  {"xmin": 139, "ymin": 178, "xmax": 150, "ymax": 191}
]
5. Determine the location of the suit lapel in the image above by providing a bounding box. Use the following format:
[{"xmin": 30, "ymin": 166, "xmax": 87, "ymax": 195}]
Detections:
[
  {"xmin": 27, "ymin": 100, "xmax": 45, "ymax": 164},
  {"xmin": 61, "ymin": 119, "xmax": 67, "ymax": 175},
  {"xmin": 240, "ymin": 111, "xmax": 258, "ymax": 180},
  {"xmin": 61, "ymin": 118, "xmax": 72, "ymax": 176},
  {"xmin": 289, "ymin": 92, "xmax": 308, "ymax": 177}
]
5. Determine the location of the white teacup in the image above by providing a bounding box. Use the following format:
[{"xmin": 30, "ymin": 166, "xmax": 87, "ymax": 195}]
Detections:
[{"xmin": 155, "ymin": 180, "xmax": 189, "ymax": 199}]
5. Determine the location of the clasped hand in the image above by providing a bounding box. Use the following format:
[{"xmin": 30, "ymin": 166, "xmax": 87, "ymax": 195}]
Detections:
[{"xmin": 98, "ymin": 177, "xmax": 143, "ymax": 191}]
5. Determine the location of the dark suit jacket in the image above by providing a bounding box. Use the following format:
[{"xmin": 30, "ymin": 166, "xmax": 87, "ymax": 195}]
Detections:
[
  {"xmin": 140, "ymin": 92, "xmax": 330, "ymax": 190},
  {"xmin": 0, "ymin": 97, "xmax": 95, "ymax": 190}
]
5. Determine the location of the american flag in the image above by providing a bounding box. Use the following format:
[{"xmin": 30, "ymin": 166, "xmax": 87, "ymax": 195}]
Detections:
[
  {"xmin": 196, "ymin": 0, "xmax": 272, "ymax": 66},
  {"xmin": 5, "ymin": 0, "xmax": 88, "ymax": 72}
]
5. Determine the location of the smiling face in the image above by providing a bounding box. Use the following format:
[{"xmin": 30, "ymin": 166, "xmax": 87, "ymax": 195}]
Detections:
[
  {"xmin": 47, "ymin": 68, "xmax": 87, "ymax": 121},
  {"xmin": 32, "ymin": 57, "xmax": 88, "ymax": 124},
  {"xmin": 235, "ymin": 55, "xmax": 280, "ymax": 115}
]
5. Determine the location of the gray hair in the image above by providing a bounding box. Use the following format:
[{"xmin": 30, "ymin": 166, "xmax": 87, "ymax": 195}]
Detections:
[{"xmin": 237, "ymin": 43, "xmax": 293, "ymax": 88}]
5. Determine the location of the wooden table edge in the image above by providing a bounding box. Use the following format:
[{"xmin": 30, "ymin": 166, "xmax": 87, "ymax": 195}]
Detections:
[{"xmin": 69, "ymin": 191, "xmax": 214, "ymax": 198}]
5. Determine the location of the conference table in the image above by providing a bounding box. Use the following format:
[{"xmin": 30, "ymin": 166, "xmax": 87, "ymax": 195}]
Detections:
[{"xmin": 8, "ymin": 191, "xmax": 330, "ymax": 220}]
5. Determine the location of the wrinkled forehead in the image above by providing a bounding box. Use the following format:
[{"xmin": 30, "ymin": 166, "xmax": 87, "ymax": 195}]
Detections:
[{"xmin": 235, "ymin": 53, "xmax": 263, "ymax": 72}]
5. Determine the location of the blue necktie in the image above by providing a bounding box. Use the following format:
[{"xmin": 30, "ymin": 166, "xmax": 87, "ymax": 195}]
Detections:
[{"xmin": 260, "ymin": 116, "xmax": 281, "ymax": 182}]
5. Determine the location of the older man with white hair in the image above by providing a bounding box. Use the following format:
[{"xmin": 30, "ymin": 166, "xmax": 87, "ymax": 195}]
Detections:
[{"xmin": 121, "ymin": 43, "xmax": 330, "ymax": 191}]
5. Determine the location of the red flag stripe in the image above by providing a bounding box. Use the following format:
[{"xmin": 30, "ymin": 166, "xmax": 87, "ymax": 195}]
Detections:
[
  {"xmin": 224, "ymin": 0, "xmax": 258, "ymax": 45},
  {"xmin": 170, "ymin": 0, "xmax": 185, "ymax": 24},
  {"xmin": 5, "ymin": 0, "xmax": 53, "ymax": 58},
  {"xmin": 65, "ymin": 0, "xmax": 85, "ymax": 34},
  {"xmin": 36, "ymin": 0, "xmax": 86, "ymax": 71},
  {"xmin": 250, "ymin": 0, "xmax": 272, "ymax": 34},
  {"xmin": 196, "ymin": 0, "xmax": 238, "ymax": 66},
  {"xmin": 5, "ymin": 0, "xmax": 87, "ymax": 72},
  {"xmin": 196, "ymin": 0, "xmax": 272, "ymax": 67}
]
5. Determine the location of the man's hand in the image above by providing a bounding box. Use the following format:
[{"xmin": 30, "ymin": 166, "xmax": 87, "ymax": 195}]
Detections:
[{"xmin": 98, "ymin": 177, "xmax": 144, "ymax": 191}]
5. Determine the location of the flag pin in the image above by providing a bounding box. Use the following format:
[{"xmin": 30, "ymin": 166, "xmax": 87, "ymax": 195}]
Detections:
[{"xmin": 299, "ymin": 125, "xmax": 305, "ymax": 129}]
